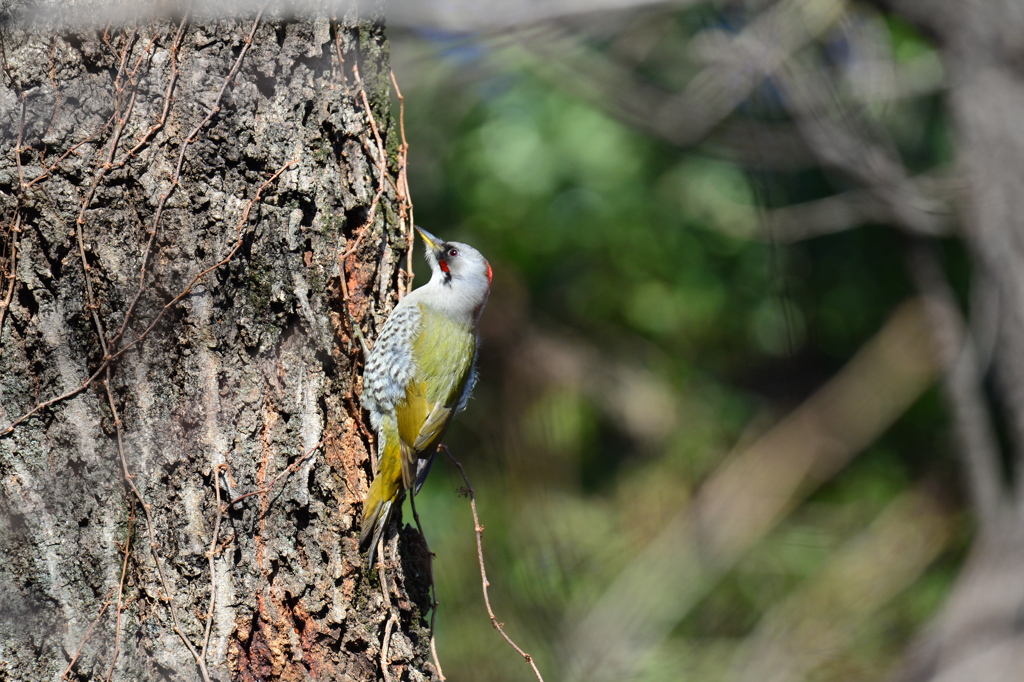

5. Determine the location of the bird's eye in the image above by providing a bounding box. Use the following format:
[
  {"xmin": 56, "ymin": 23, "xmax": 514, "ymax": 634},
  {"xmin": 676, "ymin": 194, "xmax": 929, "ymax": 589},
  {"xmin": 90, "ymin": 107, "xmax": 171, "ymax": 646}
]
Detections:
[{"xmin": 447, "ymin": 248, "xmax": 459, "ymax": 258}]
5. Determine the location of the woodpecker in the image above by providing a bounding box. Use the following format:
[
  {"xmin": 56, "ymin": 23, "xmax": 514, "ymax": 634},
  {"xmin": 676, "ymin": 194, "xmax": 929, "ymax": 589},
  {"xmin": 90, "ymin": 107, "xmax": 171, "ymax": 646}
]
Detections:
[{"xmin": 360, "ymin": 226, "xmax": 492, "ymax": 565}]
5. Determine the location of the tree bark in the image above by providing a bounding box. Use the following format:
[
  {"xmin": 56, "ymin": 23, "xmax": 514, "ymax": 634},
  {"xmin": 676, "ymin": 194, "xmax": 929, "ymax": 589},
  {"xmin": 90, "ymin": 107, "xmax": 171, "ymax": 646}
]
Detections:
[{"xmin": 0, "ymin": 3, "xmax": 433, "ymax": 680}]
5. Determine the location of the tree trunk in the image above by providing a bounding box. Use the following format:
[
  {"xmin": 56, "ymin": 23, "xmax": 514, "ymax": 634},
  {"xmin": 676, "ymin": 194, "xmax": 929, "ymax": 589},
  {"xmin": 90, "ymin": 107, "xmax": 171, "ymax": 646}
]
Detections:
[{"xmin": 0, "ymin": 4, "xmax": 434, "ymax": 681}]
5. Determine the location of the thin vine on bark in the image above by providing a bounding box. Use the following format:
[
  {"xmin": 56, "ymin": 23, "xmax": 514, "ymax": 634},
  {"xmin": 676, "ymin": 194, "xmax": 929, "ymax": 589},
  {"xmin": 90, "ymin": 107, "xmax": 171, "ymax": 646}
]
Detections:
[{"xmin": 0, "ymin": 3, "xmax": 435, "ymax": 680}]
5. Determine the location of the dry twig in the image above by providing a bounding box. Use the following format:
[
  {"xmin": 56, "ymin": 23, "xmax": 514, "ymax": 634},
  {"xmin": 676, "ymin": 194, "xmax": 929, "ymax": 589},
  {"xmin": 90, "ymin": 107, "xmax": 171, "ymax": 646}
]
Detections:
[
  {"xmin": 441, "ymin": 445, "xmax": 546, "ymax": 682},
  {"xmin": 104, "ymin": 366, "xmax": 213, "ymax": 682},
  {"xmin": 390, "ymin": 69, "xmax": 416, "ymax": 295},
  {"xmin": 408, "ymin": 490, "xmax": 446, "ymax": 680},
  {"xmin": 380, "ymin": 608, "xmax": 399, "ymax": 682},
  {"xmin": 1, "ymin": 12, "xmax": 277, "ymax": 437},
  {"xmin": 105, "ymin": 498, "xmax": 135, "ymax": 682},
  {"xmin": 226, "ymin": 436, "xmax": 330, "ymax": 508},
  {"xmin": 0, "ymin": 213, "xmax": 21, "ymax": 342},
  {"xmin": 373, "ymin": 534, "xmax": 399, "ymax": 682},
  {"xmin": 59, "ymin": 591, "xmax": 114, "ymax": 681},
  {"xmin": 200, "ymin": 463, "xmax": 228, "ymax": 668},
  {"xmin": 345, "ymin": 62, "xmax": 393, "ymax": 272},
  {"xmin": 0, "ymin": 158, "xmax": 294, "ymax": 437},
  {"xmin": 337, "ymin": 61, "xmax": 390, "ymax": 317}
]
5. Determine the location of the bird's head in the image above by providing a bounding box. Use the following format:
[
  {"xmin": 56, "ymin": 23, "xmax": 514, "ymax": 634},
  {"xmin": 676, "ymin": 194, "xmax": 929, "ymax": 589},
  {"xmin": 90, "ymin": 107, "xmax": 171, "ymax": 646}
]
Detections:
[{"xmin": 415, "ymin": 226, "xmax": 492, "ymax": 321}]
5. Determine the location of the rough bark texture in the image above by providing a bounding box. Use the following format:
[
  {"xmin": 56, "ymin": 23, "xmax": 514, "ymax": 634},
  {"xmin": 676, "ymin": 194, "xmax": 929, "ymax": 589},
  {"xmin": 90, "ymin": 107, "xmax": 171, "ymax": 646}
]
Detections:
[{"xmin": 0, "ymin": 3, "xmax": 433, "ymax": 680}]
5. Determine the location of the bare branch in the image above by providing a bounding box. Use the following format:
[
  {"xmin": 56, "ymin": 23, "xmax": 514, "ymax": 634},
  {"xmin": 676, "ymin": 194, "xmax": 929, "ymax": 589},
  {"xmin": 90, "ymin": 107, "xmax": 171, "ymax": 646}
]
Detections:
[
  {"xmin": 757, "ymin": 172, "xmax": 959, "ymax": 242},
  {"xmin": 908, "ymin": 242, "xmax": 1006, "ymax": 531},
  {"xmin": 773, "ymin": 65, "xmax": 956, "ymax": 238},
  {"xmin": 59, "ymin": 593, "xmax": 114, "ymax": 681},
  {"xmin": 442, "ymin": 445, "xmax": 546, "ymax": 682},
  {"xmin": 104, "ymin": 366, "xmax": 211, "ymax": 682},
  {"xmin": 408, "ymin": 491, "xmax": 446, "ymax": 680},
  {"xmin": 104, "ymin": 498, "xmax": 134, "ymax": 682}
]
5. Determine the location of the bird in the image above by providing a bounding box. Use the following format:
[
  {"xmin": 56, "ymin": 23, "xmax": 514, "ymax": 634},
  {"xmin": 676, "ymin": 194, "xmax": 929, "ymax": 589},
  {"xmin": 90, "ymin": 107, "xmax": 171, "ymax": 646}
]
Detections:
[{"xmin": 359, "ymin": 226, "xmax": 492, "ymax": 566}]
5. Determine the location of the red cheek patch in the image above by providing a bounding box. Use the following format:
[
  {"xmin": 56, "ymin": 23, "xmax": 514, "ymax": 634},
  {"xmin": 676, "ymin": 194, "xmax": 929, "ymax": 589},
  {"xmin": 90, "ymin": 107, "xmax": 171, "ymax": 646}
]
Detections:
[
  {"xmin": 440, "ymin": 259, "xmax": 450, "ymax": 274},
  {"xmin": 486, "ymin": 262, "xmax": 493, "ymax": 284}
]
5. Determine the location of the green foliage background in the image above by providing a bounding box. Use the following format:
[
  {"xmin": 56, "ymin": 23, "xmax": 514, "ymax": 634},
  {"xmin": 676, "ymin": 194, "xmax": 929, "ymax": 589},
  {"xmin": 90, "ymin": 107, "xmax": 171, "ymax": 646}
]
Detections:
[{"xmin": 389, "ymin": 10, "xmax": 969, "ymax": 680}]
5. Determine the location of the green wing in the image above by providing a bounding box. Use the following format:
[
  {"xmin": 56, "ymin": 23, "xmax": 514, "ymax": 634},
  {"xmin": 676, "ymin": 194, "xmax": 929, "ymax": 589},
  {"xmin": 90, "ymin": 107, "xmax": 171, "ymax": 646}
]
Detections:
[{"xmin": 393, "ymin": 304, "xmax": 476, "ymax": 489}]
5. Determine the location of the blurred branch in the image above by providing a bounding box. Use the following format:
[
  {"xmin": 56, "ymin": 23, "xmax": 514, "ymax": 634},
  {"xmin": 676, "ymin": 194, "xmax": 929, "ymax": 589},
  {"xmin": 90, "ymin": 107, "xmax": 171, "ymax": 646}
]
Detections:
[
  {"xmin": 734, "ymin": 488, "xmax": 955, "ymax": 682},
  {"xmin": 516, "ymin": 33, "xmax": 830, "ymax": 165},
  {"xmin": 908, "ymin": 243, "xmax": 1006, "ymax": 532},
  {"xmin": 757, "ymin": 172, "xmax": 959, "ymax": 242},
  {"xmin": 646, "ymin": 0, "xmax": 845, "ymax": 145},
  {"xmin": 869, "ymin": 0, "xmax": 957, "ymax": 41},
  {"xmin": 707, "ymin": 119, "xmax": 819, "ymax": 171},
  {"xmin": 761, "ymin": 188, "xmax": 898, "ymax": 241},
  {"xmin": 562, "ymin": 298, "xmax": 947, "ymax": 682},
  {"xmin": 500, "ymin": 2, "xmax": 958, "ymax": 240},
  {"xmin": 967, "ymin": 273, "xmax": 999, "ymax": 385},
  {"xmin": 507, "ymin": 0, "xmax": 945, "ymax": 151},
  {"xmin": 515, "ymin": 0, "xmax": 845, "ymax": 149},
  {"xmin": 774, "ymin": 65, "xmax": 957, "ymax": 238},
  {"xmin": 893, "ymin": 517, "xmax": 1024, "ymax": 682},
  {"xmin": 695, "ymin": 298, "xmax": 943, "ymax": 556},
  {"xmin": 389, "ymin": 0, "xmax": 696, "ymax": 32}
]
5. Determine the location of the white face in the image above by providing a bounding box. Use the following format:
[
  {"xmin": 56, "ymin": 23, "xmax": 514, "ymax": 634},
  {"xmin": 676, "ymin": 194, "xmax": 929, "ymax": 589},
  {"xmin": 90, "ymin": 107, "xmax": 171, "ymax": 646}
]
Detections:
[
  {"xmin": 417, "ymin": 229, "xmax": 493, "ymax": 322},
  {"xmin": 434, "ymin": 241, "xmax": 491, "ymax": 289}
]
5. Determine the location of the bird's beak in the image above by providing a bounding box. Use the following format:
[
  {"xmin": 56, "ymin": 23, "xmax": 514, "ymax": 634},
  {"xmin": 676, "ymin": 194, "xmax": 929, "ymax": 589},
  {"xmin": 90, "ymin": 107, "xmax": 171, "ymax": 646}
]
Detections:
[{"xmin": 415, "ymin": 226, "xmax": 444, "ymax": 258}]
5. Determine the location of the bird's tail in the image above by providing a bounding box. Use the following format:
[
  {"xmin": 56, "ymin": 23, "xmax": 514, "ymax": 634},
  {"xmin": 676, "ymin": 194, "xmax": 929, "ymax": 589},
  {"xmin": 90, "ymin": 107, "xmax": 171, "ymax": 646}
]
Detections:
[
  {"xmin": 360, "ymin": 493, "xmax": 393, "ymax": 568},
  {"xmin": 360, "ymin": 434, "xmax": 403, "ymax": 567}
]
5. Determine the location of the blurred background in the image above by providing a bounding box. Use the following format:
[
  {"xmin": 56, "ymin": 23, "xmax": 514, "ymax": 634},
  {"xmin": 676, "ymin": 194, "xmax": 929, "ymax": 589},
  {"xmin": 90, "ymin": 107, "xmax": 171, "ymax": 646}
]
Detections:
[{"xmin": 383, "ymin": 2, "xmax": 990, "ymax": 681}]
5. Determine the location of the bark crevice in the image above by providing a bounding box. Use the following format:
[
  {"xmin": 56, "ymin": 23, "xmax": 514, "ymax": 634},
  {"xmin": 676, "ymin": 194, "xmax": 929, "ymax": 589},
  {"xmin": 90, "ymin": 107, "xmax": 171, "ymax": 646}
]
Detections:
[{"xmin": 1, "ymin": 5, "xmax": 432, "ymax": 681}]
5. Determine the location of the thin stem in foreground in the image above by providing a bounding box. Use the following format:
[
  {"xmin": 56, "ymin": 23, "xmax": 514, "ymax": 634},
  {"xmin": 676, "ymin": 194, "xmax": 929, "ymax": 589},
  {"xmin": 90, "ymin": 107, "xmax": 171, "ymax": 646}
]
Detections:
[
  {"xmin": 440, "ymin": 445, "xmax": 545, "ymax": 682},
  {"xmin": 409, "ymin": 491, "xmax": 446, "ymax": 681}
]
